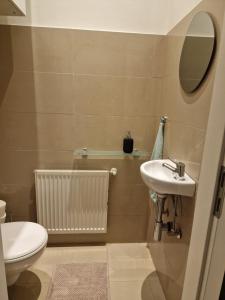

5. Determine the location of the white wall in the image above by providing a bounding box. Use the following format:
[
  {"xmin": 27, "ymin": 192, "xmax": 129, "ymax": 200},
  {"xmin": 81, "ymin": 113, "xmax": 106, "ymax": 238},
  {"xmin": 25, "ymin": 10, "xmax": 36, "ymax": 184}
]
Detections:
[
  {"xmin": 167, "ymin": 0, "xmax": 202, "ymax": 31},
  {"xmin": 0, "ymin": 0, "xmax": 202, "ymax": 35},
  {"xmin": 0, "ymin": 0, "xmax": 170, "ymax": 34}
]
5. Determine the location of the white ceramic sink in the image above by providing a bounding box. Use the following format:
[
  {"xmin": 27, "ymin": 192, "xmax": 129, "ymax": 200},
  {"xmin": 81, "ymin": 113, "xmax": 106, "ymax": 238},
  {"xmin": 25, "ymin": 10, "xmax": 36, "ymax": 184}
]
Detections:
[{"xmin": 140, "ymin": 159, "xmax": 196, "ymax": 197}]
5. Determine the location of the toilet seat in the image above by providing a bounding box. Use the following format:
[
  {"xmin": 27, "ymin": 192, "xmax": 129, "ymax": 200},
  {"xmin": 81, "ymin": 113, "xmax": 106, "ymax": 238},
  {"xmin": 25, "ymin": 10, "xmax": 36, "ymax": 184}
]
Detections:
[{"xmin": 1, "ymin": 222, "xmax": 48, "ymax": 264}]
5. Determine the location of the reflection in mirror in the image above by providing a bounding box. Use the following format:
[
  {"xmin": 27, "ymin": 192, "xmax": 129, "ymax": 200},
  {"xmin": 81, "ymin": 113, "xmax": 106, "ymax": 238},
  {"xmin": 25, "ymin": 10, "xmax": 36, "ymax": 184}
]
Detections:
[{"xmin": 179, "ymin": 12, "xmax": 216, "ymax": 93}]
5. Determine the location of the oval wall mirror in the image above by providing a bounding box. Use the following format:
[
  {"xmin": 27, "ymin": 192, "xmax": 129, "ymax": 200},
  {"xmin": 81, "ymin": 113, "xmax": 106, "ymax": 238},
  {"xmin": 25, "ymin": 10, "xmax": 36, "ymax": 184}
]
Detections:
[{"xmin": 179, "ymin": 12, "xmax": 216, "ymax": 93}]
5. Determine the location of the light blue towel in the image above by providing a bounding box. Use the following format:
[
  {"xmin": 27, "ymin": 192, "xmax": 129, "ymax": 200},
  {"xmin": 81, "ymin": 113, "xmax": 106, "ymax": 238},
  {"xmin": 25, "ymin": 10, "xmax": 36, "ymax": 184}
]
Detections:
[{"xmin": 150, "ymin": 120, "xmax": 165, "ymax": 203}]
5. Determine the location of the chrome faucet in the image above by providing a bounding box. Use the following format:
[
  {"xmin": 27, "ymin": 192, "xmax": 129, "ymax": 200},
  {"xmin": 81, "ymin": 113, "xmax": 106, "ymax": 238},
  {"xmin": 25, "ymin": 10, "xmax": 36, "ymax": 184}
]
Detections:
[{"xmin": 163, "ymin": 159, "xmax": 185, "ymax": 177}]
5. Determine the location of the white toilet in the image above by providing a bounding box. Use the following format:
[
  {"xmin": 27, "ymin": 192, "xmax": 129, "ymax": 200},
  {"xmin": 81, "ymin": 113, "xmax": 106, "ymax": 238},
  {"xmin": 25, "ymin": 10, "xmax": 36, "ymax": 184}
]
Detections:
[
  {"xmin": 0, "ymin": 200, "xmax": 6, "ymax": 223},
  {"xmin": 0, "ymin": 201, "xmax": 48, "ymax": 286}
]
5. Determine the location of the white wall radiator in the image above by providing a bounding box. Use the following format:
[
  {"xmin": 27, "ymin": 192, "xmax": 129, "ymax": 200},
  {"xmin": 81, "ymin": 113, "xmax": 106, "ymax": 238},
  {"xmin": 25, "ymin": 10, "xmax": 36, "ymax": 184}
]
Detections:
[{"xmin": 34, "ymin": 170, "xmax": 110, "ymax": 234}]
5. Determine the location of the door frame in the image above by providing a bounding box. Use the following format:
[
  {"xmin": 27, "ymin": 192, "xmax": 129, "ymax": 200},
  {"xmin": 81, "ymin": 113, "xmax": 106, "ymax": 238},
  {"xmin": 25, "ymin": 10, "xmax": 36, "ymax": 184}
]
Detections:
[
  {"xmin": 182, "ymin": 8, "xmax": 225, "ymax": 300},
  {"xmin": 200, "ymin": 152, "xmax": 225, "ymax": 299}
]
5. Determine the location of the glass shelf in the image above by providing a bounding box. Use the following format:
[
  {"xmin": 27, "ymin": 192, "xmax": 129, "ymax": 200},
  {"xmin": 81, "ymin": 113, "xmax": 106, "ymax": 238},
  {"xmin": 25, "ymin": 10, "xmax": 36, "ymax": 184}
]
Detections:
[{"xmin": 74, "ymin": 148, "xmax": 149, "ymax": 158}]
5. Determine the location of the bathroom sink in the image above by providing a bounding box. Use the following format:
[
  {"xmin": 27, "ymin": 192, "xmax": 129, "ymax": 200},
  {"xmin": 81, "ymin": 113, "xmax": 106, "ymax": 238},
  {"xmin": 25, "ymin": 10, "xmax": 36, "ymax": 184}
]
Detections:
[{"xmin": 140, "ymin": 159, "xmax": 195, "ymax": 197}]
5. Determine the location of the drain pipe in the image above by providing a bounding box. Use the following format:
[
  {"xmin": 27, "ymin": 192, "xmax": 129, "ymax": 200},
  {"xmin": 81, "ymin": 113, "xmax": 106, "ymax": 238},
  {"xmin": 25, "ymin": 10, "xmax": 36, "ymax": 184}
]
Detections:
[
  {"xmin": 153, "ymin": 193, "xmax": 182, "ymax": 241},
  {"xmin": 153, "ymin": 194, "xmax": 167, "ymax": 241}
]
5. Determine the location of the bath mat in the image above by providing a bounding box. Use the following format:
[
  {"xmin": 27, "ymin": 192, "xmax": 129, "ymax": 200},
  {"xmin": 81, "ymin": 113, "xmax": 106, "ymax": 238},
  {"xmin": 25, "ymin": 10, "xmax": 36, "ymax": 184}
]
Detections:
[{"xmin": 47, "ymin": 262, "xmax": 109, "ymax": 300}]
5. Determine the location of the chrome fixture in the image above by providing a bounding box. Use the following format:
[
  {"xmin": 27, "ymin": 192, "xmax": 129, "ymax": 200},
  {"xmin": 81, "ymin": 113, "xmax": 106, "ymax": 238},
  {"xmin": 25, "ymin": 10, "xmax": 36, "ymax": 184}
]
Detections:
[
  {"xmin": 167, "ymin": 195, "xmax": 182, "ymax": 239},
  {"xmin": 160, "ymin": 116, "xmax": 168, "ymax": 124},
  {"xmin": 162, "ymin": 160, "xmax": 185, "ymax": 177},
  {"xmin": 153, "ymin": 193, "xmax": 182, "ymax": 241},
  {"xmin": 109, "ymin": 168, "xmax": 118, "ymax": 176},
  {"xmin": 154, "ymin": 194, "xmax": 168, "ymax": 241}
]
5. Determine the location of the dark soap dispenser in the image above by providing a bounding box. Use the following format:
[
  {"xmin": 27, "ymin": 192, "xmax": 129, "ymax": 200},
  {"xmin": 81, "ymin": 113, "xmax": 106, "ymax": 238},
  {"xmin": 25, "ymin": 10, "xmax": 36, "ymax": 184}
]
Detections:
[{"xmin": 123, "ymin": 131, "xmax": 134, "ymax": 154}]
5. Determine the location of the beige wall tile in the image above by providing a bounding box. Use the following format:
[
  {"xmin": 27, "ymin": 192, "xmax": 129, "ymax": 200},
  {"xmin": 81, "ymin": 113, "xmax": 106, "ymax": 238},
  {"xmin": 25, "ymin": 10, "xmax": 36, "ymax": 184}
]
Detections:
[
  {"xmin": 111, "ymin": 159, "xmax": 146, "ymax": 185},
  {"xmin": 37, "ymin": 150, "xmax": 74, "ymax": 170},
  {"xmin": 33, "ymin": 72, "xmax": 73, "ymax": 114},
  {"xmin": 32, "ymin": 27, "xmax": 73, "ymax": 73},
  {"xmin": 72, "ymin": 30, "xmax": 157, "ymax": 76},
  {"xmin": 0, "ymin": 184, "xmax": 35, "ymax": 221},
  {"xmin": 0, "ymin": 24, "xmax": 159, "ymax": 245},
  {"xmin": 1, "ymin": 71, "xmax": 36, "ymax": 113},
  {"xmin": 0, "ymin": 150, "xmax": 73, "ymax": 186},
  {"xmin": 108, "ymin": 183, "xmax": 149, "ymax": 216},
  {"xmin": 160, "ymin": 74, "xmax": 214, "ymax": 130},
  {"xmin": 73, "ymin": 75, "xmax": 126, "ymax": 116},
  {"xmin": 73, "ymin": 72, "xmax": 160, "ymax": 119},
  {"xmin": 164, "ymin": 122, "xmax": 206, "ymax": 166},
  {"xmin": 74, "ymin": 114, "xmax": 152, "ymax": 151},
  {"xmin": 0, "ymin": 68, "xmax": 13, "ymax": 109},
  {"xmin": 0, "ymin": 112, "xmax": 73, "ymax": 151},
  {"xmin": 164, "ymin": 35, "xmax": 184, "ymax": 77},
  {"xmin": 107, "ymin": 215, "xmax": 147, "ymax": 242},
  {"xmin": 73, "ymin": 114, "xmax": 123, "ymax": 150},
  {"xmin": 76, "ymin": 158, "xmax": 147, "ymax": 189},
  {"xmin": 2, "ymin": 72, "xmax": 73, "ymax": 114},
  {"xmin": 10, "ymin": 26, "xmax": 34, "ymax": 71},
  {"xmin": 123, "ymin": 116, "xmax": 156, "ymax": 151},
  {"xmin": 36, "ymin": 114, "xmax": 73, "ymax": 150},
  {"xmin": 123, "ymin": 77, "xmax": 155, "ymax": 117},
  {"xmin": 0, "ymin": 150, "xmax": 38, "ymax": 185},
  {"xmin": 0, "ymin": 111, "xmax": 38, "ymax": 150},
  {"xmin": 0, "ymin": 25, "xmax": 13, "ymax": 72},
  {"xmin": 152, "ymin": 79, "xmax": 163, "ymax": 118},
  {"xmin": 149, "ymin": 241, "xmax": 190, "ymax": 300},
  {"xmin": 152, "ymin": 36, "xmax": 167, "ymax": 78}
]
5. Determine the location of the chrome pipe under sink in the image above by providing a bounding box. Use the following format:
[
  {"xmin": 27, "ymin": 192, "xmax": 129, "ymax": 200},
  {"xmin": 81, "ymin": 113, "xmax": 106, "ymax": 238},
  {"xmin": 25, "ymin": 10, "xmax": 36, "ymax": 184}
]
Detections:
[
  {"xmin": 153, "ymin": 194, "xmax": 167, "ymax": 241},
  {"xmin": 153, "ymin": 193, "xmax": 182, "ymax": 241}
]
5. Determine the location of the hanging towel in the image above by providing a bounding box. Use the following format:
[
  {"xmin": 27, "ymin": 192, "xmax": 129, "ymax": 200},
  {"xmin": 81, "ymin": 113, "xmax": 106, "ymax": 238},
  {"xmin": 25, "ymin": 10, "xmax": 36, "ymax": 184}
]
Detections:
[{"xmin": 150, "ymin": 117, "xmax": 166, "ymax": 203}]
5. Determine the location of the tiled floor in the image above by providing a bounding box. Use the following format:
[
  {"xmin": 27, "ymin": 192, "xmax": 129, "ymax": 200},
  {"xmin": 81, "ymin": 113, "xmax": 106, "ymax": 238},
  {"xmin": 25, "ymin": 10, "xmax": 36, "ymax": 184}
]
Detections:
[{"xmin": 8, "ymin": 243, "xmax": 166, "ymax": 300}]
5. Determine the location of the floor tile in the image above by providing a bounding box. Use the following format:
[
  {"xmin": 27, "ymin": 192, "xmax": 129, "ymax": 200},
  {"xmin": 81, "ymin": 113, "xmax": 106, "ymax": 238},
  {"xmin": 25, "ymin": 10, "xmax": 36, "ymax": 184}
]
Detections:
[
  {"xmin": 33, "ymin": 246, "xmax": 107, "ymax": 266},
  {"xmin": 16, "ymin": 269, "xmax": 51, "ymax": 285},
  {"xmin": 141, "ymin": 272, "xmax": 166, "ymax": 300},
  {"xmin": 110, "ymin": 280, "xmax": 143, "ymax": 300},
  {"xmin": 107, "ymin": 243, "xmax": 156, "ymax": 282},
  {"xmin": 107, "ymin": 243, "xmax": 150, "ymax": 261},
  {"xmin": 7, "ymin": 244, "xmax": 165, "ymax": 300},
  {"xmin": 110, "ymin": 276, "xmax": 165, "ymax": 300},
  {"xmin": 109, "ymin": 258, "xmax": 155, "ymax": 281},
  {"xmin": 8, "ymin": 281, "xmax": 50, "ymax": 300}
]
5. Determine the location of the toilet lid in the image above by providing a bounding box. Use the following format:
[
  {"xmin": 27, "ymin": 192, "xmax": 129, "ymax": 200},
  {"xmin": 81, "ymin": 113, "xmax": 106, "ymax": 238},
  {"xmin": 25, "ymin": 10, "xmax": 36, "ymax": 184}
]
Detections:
[{"xmin": 1, "ymin": 222, "xmax": 48, "ymax": 262}]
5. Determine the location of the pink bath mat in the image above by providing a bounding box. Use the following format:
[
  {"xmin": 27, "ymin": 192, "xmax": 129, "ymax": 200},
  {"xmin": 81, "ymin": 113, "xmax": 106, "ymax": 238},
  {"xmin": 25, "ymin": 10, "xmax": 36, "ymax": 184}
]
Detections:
[{"xmin": 47, "ymin": 262, "xmax": 109, "ymax": 300}]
